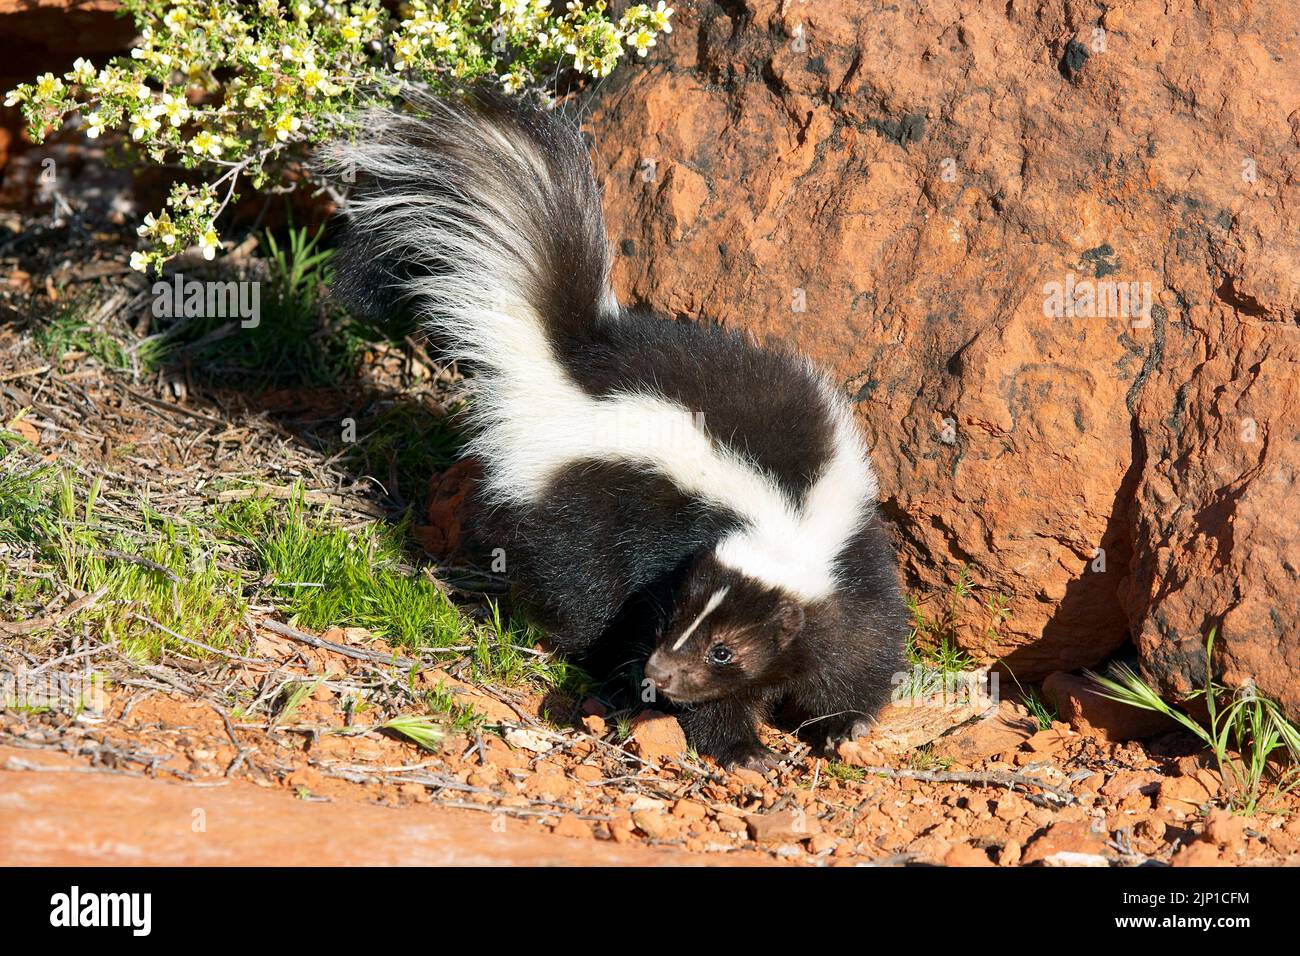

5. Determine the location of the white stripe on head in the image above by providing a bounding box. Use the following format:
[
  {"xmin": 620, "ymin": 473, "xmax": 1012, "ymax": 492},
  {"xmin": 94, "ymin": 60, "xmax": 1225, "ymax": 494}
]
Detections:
[{"xmin": 671, "ymin": 586, "xmax": 730, "ymax": 651}]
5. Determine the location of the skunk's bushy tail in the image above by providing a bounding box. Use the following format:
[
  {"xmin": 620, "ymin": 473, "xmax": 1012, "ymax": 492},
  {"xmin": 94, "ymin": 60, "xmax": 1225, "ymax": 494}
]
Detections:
[{"xmin": 324, "ymin": 89, "xmax": 617, "ymax": 362}]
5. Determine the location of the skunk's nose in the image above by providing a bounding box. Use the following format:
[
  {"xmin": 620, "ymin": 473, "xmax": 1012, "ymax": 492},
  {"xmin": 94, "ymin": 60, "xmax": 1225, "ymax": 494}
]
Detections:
[{"xmin": 644, "ymin": 654, "xmax": 673, "ymax": 691}]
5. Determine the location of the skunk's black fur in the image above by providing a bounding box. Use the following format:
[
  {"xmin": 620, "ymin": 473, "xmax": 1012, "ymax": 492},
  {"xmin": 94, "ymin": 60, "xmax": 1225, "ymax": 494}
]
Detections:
[{"xmin": 328, "ymin": 90, "xmax": 907, "ymax": 768}]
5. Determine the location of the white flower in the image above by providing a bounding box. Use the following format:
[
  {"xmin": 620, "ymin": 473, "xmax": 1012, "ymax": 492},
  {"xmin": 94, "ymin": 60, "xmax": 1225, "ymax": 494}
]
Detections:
[
  {"xmin": 84, "ymin": 111, "xmax": 108, "ymax": 138},
  {"xmin": 131, "ymin": 112, "xmax": 162, "ymax": 141},
  {"xmin": 69, "ymin": 58, "xmax": 96, "ymax": 84},
  {"xmin": 129, "ymin": 251, "xmax": 150, "ymax": 272},
  {"xmin": 272, "ymin": 112, "xmax": 301, "ymax": 141},
  {"xmin": 627, "ymin": 28, "xmax": 656, "ymax": 56},
  {"xmin": 189, "ymin": 130, "xmax": 222, "ymax": 157},
  {"xmin": 160, "ymin": 93, "xmax": 190, "ymax": 127},
  {"xmin": 199, "ymin": 227, "xmax": 223, "ymax": 260},
  {"xmin": 35, "ymin": 73, "xmax": 65, "ymax": 99}
]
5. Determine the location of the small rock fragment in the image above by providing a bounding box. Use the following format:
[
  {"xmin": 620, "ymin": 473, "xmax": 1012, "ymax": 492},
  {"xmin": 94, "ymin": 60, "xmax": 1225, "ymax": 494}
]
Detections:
[
  {"xmin": 745, "ymin": 808, "xmax": 821, "ymax": 843},
  {"xmin": 628, "ymin": 710, "xmax": 688, "ymax": 764}
]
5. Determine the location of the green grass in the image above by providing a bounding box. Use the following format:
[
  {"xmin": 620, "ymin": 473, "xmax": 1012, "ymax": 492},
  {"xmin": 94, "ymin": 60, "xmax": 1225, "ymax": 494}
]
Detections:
[
  {"xmin": 159, "ymin": 225, "xmax": 387, "ymax": 385},
  {"xmin": 1088, "ymin": 629, "xmax": 1300, "ymax": 815},
  {"xmin": 216, "ymin": 486, "xmax": 581, "ymax": 690},
  {"xmin": 823, "ymin": 761, "xmax": 867, "ymax": 783},
  {"xmin": 30, "ymin": 298, "xmax": 132, "ymax": 371},
  {"xmin": 338, "ymin": 400, "xmax": 466, "ymax": 509},
  {"xmin": 216, "ymin": 487, "xmax": 467, "ymax": 648},
  {"xmin": 382, "ymin": 713, "xmax": 449, "ymax": 751},
  {"xmin": 422, "ymin": 681, "xmax": 486, "ymax": 734},
  {"xmin": 1, "ymin": 441, "xmax": 576, "ymax": 697},
  {"xmin": 0, "ymin": 471, "xmax": 585, "ymax": 706},
  {"xmin": 1001, "ymin": 663, "xmax": 1058, "ymax": 731},
  {"xmin": 907, "ymin": 745, "xmax": 952, "ymax": 772},
  {"xmin": 0, "ymin": 453, "xmax": 247, "ymax": 657},
  {"xmin": 900, "ymin": 567, "xmax": 1014, "ymax": 706},
  {"xmin": 275, "ymin": 679, "xmax": 321, "ymax": 726}
]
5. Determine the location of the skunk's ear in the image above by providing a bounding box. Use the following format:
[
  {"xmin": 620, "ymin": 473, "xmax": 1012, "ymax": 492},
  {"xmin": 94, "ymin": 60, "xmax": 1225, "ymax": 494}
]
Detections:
[{"xmin": 773, "ymin": 598, "xmax": 805, "ymax": 647}]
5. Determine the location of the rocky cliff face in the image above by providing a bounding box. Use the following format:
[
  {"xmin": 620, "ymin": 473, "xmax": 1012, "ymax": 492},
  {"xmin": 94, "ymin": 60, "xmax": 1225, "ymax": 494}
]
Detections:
[{"xmin": 588, "ymin": 1, "xmax": 1300, "ymax": 710}]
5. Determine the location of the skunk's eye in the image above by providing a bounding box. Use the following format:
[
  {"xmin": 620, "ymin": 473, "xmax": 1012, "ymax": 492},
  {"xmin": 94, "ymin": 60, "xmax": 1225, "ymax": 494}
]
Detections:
[{"xmin": 708, "ymin": 644, "xmax": 733, "ymax": 665}]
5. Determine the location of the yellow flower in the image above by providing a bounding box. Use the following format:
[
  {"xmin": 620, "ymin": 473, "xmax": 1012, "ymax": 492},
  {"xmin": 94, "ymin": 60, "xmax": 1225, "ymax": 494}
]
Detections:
[
  {"xmin": 138, "ymin": 212, "xmax": 178, "ymax": 247},
  {"xmin": 273, "ymin": 112, "xmax": 301, "ymax": 141},
  {"xmin": 189, "ymin": 130, "xmax": 222, "ymax": 157},
  {"xmin": 301, "ymin": 63, "xmax": 329, "ymax": 92},
  {"xmin": 35, "ymin": 73, "xmax": 65, "ymax": 99},
  {"xmin": 199, "ymin": 227, "xmax": 223, "ymax": 261},
  {"xmin": 160, "ymin": 93, "xmax": 191, "ymax": 127},
  {"xmin": 627, "ymin": 28, "xmax": 655, "ymax": 56},
  {"xmin": 131, "ymin": 112, "xmax": 162, "ymax": 141}
]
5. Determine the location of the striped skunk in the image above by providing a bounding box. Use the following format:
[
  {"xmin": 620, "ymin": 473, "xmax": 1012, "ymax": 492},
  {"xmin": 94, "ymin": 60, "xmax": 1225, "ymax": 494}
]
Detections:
[{"xmin": 326, "ymin": 91, "xmax": 907, "ymax": 770}]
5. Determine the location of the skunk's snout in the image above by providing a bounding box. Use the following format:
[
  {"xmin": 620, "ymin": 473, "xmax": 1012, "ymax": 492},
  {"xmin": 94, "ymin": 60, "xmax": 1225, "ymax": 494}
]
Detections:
[{"xmin": 644, "ymin": 653, "xmax": 674, "ymax": 692}]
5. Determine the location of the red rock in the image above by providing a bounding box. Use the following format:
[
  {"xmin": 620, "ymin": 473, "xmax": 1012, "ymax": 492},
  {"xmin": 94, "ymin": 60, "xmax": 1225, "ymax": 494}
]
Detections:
[
  {"xmin": 671, "ymin": 799, "xmax": 708, "ymax": 822},
  {"xmin": 1134, "ymin": 817, "xmax": 1167, "ymax": 843},
  {"xmin": 481, "ymin": 736, "xmax": 529, "ymax": 770},
  {"xmin": 808, "ymin": 832, "xmax": 839, "ymax": 855},
  {"xmin": 413, "ymin": 459, "xmax": 481, "ymax": 558},
  {"xmin": 1021, "ymin": 821, "xmax": 1110, "ymax": 866},
  {"xmin": 931, "ymin": 705, "xmax": 1038, "ymax": 762},
  {"xmin": 580, "ymin": 714, "xmax": 607, "ymax": 737},
  {"xmin": 1099, "ymin": 770, "xmax": 1161, "ymax": 802},
  {"xmin": 716, "ymin": 814, "xmax": 748, "ymax": 836},
  {"xmin": 1157, "ymin": 773, "xmax": 1220, "ymax": 816},
  {"xmin": 1042, "ymin": 672, "xmax": 1172, "ymax": 742},
  {"xmin": 551, "ymin": 815, "xmax": 592, "ymax": 840},
  {"xmin": 0, "ymin": 763, "xmax": 724, "ymax": 866},
  {"xmin": 997, "ymin": 840, "xmax": 1023, "ymax": 867},
  {"xmin": 520, "ymin": 773, "xmax": 571, "ymax": 801},
  {"xmin": 728, "ymin": 766, "xmax": 768, "ymax": 789},
  {"xmin": 944, "ymin": 842, "xmax": 995, "ymax": 867},
  {"xmin": 745, "ymin": 808, "xmax": 821, "ymax": 843},
  {"xmin": 1171, "ymin": 841, "xmax": 1225, "ymax": 867},
  {"xmin": 587, "ymin": 1, "xmax": 1300, "ymax": 714},
  {"xmin": 1204, "ymin": 809, "xmax": 1248, "ymax": 851},
  {"xmin": 627, "ymin": 710, "xmax": 688, "ymax": 765},
  {"xmin": 631, "ymin": 809, "xmax": 677, "ymax": 841},
  {"xmin": 1023, "ymin": 726, "xmax": 1071, "ymax": 754}
]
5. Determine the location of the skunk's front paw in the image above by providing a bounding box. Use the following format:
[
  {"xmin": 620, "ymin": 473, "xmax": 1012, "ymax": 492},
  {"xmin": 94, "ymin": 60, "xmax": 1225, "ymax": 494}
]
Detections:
[
  {"xmin": 819, "ymin": 716, "xmax": 877, "ymax": 754},
  {"xmin": 717, "ymin": 742, "xmax": 782, "ymax": 773}
]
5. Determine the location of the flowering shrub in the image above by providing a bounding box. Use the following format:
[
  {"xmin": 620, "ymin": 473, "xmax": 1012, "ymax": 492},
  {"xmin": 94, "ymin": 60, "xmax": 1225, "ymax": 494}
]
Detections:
[{"xmin": 5, "ymin": 0, "xmax": 673, "ymax": 271}]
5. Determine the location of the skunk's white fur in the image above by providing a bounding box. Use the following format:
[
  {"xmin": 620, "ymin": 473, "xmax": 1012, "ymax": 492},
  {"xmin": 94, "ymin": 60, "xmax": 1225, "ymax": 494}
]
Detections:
[{"xmin": 325, "ymin": 92, "xmax": 878, "ymax": 603}]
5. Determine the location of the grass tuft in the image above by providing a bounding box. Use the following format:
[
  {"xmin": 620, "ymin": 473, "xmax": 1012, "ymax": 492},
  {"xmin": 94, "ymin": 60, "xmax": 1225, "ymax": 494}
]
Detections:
[{"xmin": 1088, "ymin": 629, "xmax": 1300, "ymax": 815}]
